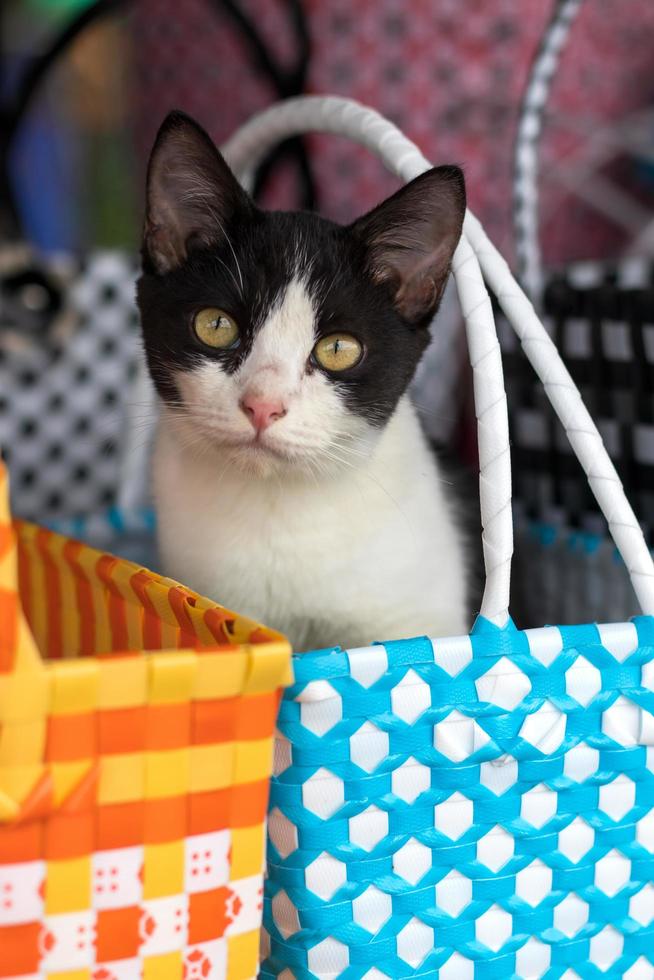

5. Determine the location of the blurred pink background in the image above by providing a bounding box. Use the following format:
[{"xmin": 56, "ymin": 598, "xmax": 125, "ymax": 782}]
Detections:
[{"xmin": 130, "ymin": 0, "xmax": 654, "ymax": 269}]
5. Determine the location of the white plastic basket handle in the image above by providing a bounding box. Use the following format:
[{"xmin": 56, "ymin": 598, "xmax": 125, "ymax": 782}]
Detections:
[
  {"xmin": 223, "ymin": 95, "xmax": 654, "ymax": 623},
  {"xmin": 512, "ymin": 0, "xmax": 584, "ymax": 300}
]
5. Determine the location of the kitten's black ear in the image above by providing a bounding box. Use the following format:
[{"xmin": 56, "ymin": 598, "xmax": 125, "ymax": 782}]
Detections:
[
  {"xmin": 350, "ymin": 165, "xmax": 465, "ymax": 325},
  {"xmin": 143, "ymin": 111, "xmax": 251, "ymax": 275}
]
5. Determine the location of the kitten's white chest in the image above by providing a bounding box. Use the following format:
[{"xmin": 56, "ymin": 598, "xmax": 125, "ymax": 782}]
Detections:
[{"xmin": 153, "ymin": 399, "xmax": 469, "ymax": 650}]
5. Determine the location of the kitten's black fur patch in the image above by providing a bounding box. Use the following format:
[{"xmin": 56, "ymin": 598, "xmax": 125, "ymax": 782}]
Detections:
[{"xmin": 137, "ymin": 111, "xmax": 465, "ymax": 427}]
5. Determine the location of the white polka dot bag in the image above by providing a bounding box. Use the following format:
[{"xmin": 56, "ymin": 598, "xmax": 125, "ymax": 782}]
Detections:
[
  {"xmin": 0, "ymin": 246, "xmax": 149, "ymax": 527},
  {"xmin": 0, "ymin": 7, "xmax": 155, "ymax": 536},
  {"xmin": 219, "ymin": 97, "xmax": 654, "ymax": 979}
]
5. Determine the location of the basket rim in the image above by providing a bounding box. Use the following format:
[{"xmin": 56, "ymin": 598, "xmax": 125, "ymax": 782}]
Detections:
[{"xmin": 13, "ymin": 517, "xmax": 292, "ymax": 675}]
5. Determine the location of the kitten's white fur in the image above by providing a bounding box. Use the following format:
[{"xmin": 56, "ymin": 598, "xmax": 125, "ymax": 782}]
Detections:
[{"xmin": 154, "ymin": 278, "xmax": 469, "ymax": 650}]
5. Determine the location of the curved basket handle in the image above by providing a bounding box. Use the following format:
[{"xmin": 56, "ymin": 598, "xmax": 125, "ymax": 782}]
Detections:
[
  {"xmin": 512, "ymin": 0, "xmax": 585, "ymax": 301},
  {"xmin": 0, "ymin": 458, "xmax": 42, "ymax": 673},
  {"xmin": 224, "ymin": 99, "xmax": 513, "ymax": 625},
  {"xmin": 222, "ymin": 95, "xmax": 654, "ymax": 621}
]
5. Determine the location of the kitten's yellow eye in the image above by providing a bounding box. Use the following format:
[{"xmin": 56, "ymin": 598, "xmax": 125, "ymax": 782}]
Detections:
[
  {"xmin": 193, "ymin": 308, "xmax": 239, "ymax": 349},
  {"xmin": 313, "ymin": 334, "xmax": 363, "ymax": 372}
]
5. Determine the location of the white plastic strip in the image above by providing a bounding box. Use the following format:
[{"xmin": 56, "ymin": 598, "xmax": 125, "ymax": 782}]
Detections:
[
  {"xmin": 222, "ymin": 95, "xmax": 654, "ymax": 618},
  {"xmin": 452, "ymin": 237, "xmax": 512, "ymax": 624},
  {"xmin": 118, "ymin": 352, "xmax": 157, "ymax": 513},
  {"xmin": 512, "ymin": 0, "xmax": 584, "ymax": 301}
]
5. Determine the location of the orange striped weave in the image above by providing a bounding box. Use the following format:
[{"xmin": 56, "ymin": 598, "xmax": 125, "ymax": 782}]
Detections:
[{"xmin": 0, "ymin": 458, "xmax": 292, "ymax": 979}]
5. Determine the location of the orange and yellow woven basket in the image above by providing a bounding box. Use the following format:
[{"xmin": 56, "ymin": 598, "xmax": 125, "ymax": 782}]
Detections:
[{"xmin": 0, "ymin": 458, "xmax": 292, "ymax": 979}]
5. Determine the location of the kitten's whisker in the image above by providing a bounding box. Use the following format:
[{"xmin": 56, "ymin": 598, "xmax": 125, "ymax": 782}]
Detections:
[
  {"xmin": 330, "ymin": 439, "xmax": 369, "ymax": 459},
  {"xmin": 213, "ymin": 215, "xmax": 245, "ymax": 296},
  {"xmin": 411, "ymin": 400, "xmax": 460, "ymax": 423},
  {"xmin": 317, "ymin": 445, "xmax": 417, "ymax": 546},
  {"xmin": 213, "ymin": 253, "xmax": 243, "ymax": 299}
]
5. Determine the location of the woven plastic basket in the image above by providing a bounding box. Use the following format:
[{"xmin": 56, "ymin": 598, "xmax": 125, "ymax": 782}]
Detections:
[
  {"xmin": 217, "ymin": 96, "xmax": 654, "ymax": 979},
  {"xmin": 0, "ymin": 456, "xmax": 292, "ymax": 979}
]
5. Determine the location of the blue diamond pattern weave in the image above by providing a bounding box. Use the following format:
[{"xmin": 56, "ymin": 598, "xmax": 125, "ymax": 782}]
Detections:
[{"xmin": 261, "ymin": 616, "xmax": 654, "ymax": 979}]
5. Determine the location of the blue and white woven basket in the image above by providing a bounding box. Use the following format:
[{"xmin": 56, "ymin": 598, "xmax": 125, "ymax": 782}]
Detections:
[
  {"xmin": 264, "ymin": 619, "xmax": 654, "ymax": 979},
  {"xmin": 220, "ymin": 97, "xmax": 654, "ymax": 979}
]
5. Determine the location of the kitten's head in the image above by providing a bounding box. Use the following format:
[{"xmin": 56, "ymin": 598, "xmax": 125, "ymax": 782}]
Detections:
[{"xmin": 137, "ymin": 111, "xmax": 465, "ymax": 477}]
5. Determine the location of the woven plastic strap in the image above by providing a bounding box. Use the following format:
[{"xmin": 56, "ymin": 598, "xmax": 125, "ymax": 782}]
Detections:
[
  {"xmin": 451, "ymin": 236, "xmax": 511, "ymax": 625},
  {"xmin": 223, "ymin": 94, "xmax": 654, "ymax": 620},
  {"xmin": 0, "ymin": 458, "xmax": 41, "ymax": 674},
  {"xmin": 512, "ymin": 0, "xmax": 585, "ymax": 301}
]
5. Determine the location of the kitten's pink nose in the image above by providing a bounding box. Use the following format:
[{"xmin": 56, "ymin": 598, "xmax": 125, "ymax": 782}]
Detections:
[{"xmin": 240, "ymin": 395, "xmax": 287, "ymax": 432}]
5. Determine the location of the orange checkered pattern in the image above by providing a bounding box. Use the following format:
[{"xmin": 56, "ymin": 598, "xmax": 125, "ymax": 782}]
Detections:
[{"xmin": 0, "ymin": 459, "xmax": 292, "ymax": 979}]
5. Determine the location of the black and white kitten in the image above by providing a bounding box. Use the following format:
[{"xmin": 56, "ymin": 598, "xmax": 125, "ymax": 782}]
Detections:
[{"xmin": 137, "ymin": 111, "xmax": 469, "ymax": 651}]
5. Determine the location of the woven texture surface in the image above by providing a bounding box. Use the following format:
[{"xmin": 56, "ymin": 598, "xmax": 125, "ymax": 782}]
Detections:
[
  {"xmin": 0, "ymin": 250, "xmax": 143, "ymax": 524},
  {"xmin": 263, "ymin": 619, "xmax": 654, "ymax": 978},
  {"xmin": 0, "ymin": 459, "xmax": 292, "ymax": 979},
  {"xmin": 500, "ymin": 260, "xmax": 654, "ymax": 539}
]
